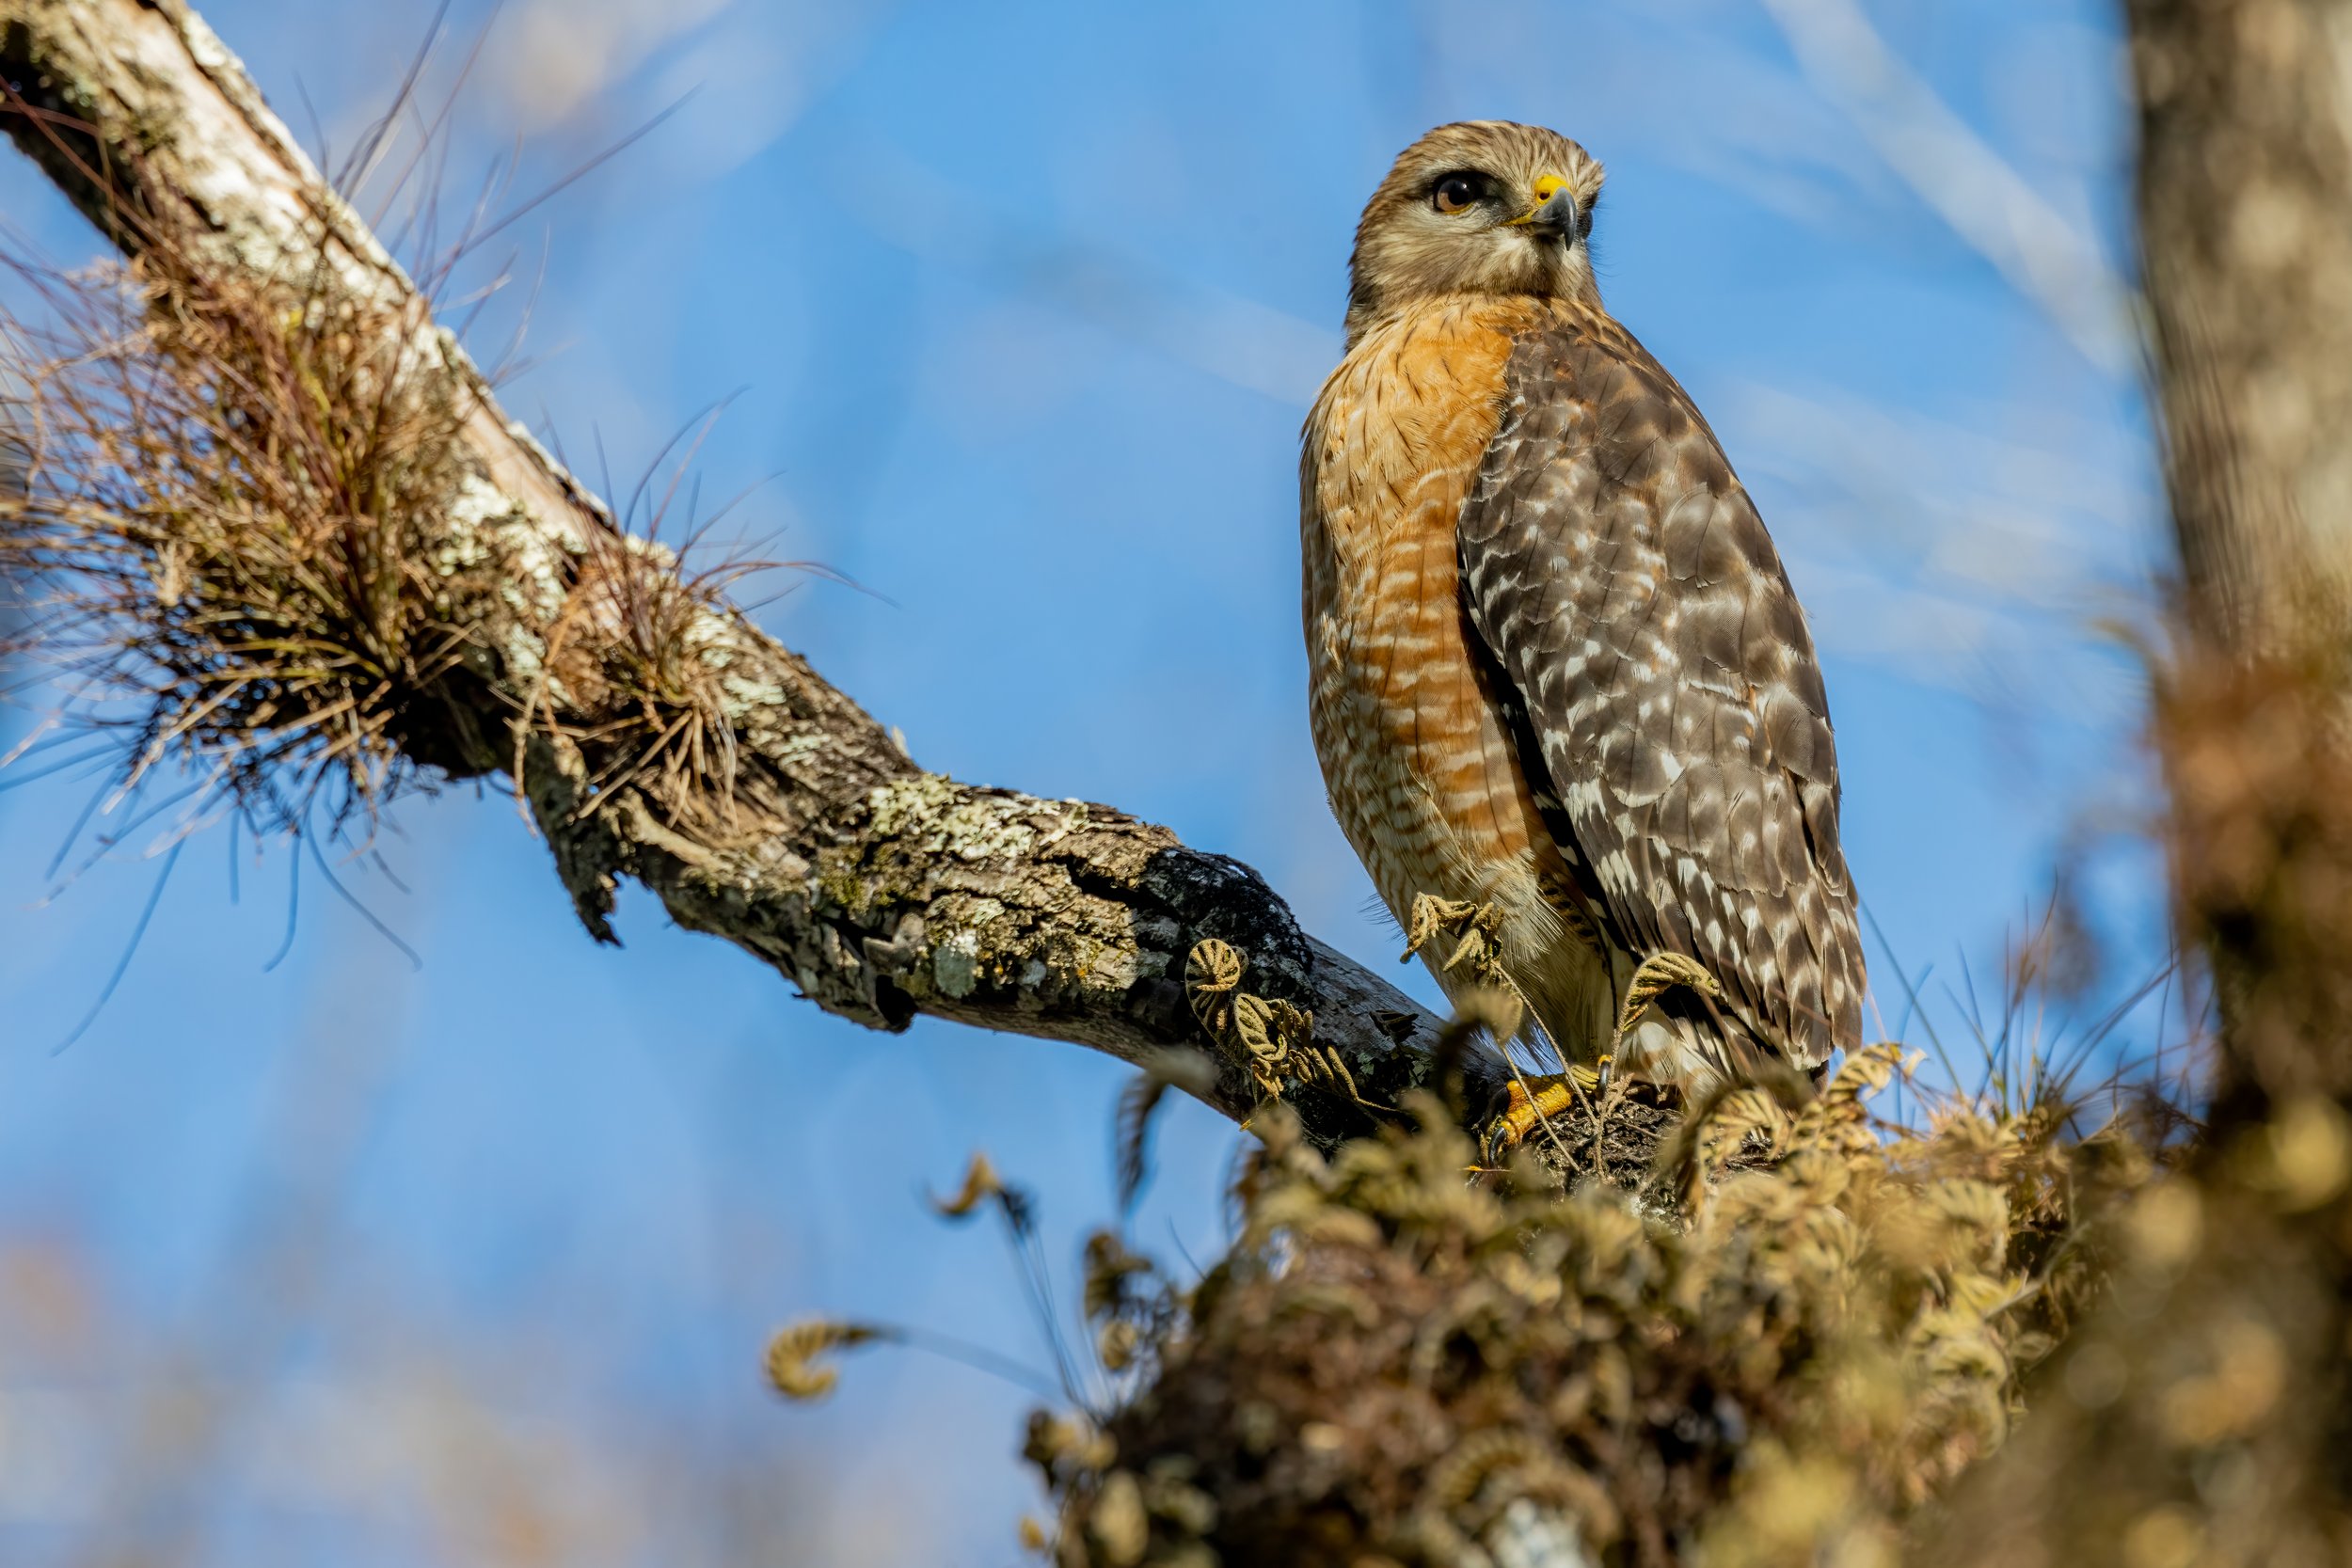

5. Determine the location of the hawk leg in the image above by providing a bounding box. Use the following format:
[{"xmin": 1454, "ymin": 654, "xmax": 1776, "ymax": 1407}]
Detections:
[
  {"xmin": 1402, "ymin": 894, "xmax": 1592, "ymax": 1164},
  {"xmin": 1482, "ymin": 1066, "xmax": 1601, "ymax": 1164},
  {"xmin": 1487, "ymin": 951, "xmax": 1725, "ymax": 1161}
]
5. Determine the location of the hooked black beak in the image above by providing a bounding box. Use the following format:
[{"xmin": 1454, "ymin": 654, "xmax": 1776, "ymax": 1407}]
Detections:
[{"xmin": 1526, "ymin": 186, "xmax": 1580, "ymax": 243}]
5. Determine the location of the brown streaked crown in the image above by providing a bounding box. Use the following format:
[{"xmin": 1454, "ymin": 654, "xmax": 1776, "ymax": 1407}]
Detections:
[{"xmin": 1345, "ymin": 121, "xmax": 1606, "ymax": 341}]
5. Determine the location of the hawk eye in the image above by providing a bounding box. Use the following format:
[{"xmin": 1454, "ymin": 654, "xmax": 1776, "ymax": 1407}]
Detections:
[{"xmin": 1431, "ymin": 172, "xmax": 1486, "ymax": 214}]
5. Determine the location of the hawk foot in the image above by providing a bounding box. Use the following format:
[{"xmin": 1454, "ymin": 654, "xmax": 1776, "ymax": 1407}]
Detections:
[
  {"xmin": 1403, "ymin": 894, "xmax": 1509, "ymax": 987},
  {"xmin": 1483, "ymin": 1067, "xmax": 1600, "ymax": 1164}
]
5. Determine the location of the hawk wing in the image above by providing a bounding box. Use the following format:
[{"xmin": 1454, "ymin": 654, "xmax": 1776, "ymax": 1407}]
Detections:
[{"xmin": 1455, "ymin": 314, "xmax": 1863, "ymax": 1069}]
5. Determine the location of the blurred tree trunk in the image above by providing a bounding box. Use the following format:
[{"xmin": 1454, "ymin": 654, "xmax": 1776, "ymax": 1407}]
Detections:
[
  {"xmin": 2131, "ymin": 0, "xmax": 2352, "ymax": 1115},
  {"xmin": 1924, "ymin": 6, "xmax": 2352, "ymax": 1563},
  {"xmin": 2136, "ymin": 0, "xmax": 2352, "ymax": 665}
]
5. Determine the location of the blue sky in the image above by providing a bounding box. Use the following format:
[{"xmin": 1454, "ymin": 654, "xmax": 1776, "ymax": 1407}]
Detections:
[{"xmin": 0, "ymin": 3, "xmax": 2165, "ymax": 1562}]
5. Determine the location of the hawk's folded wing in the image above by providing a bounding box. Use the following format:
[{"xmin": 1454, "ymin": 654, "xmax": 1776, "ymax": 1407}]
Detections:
[{"xmin": 1455, "ymin": 319, "xmax": 1864, "ymax": 1068}]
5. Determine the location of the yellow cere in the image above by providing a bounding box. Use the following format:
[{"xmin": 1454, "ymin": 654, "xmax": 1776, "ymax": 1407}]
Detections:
[{"xmin": 1507, "ymin": 173, "xmax": 1570, "ymax": 226}]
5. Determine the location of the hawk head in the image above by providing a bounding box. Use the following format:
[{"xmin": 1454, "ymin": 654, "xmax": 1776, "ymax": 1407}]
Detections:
[{"xmin": 1345, "ymin": 120, "xmax": 1606, "ymax": 339}]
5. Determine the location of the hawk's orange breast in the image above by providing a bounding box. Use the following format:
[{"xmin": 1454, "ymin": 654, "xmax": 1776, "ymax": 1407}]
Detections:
[{"xmin": 1300, "ymin": 295, "xmax": 1572, "ymax": 936}]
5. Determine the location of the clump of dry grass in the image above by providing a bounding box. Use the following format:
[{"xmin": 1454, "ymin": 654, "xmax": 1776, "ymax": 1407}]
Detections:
[
  {"xmin": 1026, "ymin": 1047, "xmax": 2170, "ymax": 1567},
  {"xmin": 0, "ymin": 206, "xmax": 770, "ymax": 866},
  {"xmin": 0, "ymin": 249, "xmax": 474, "ymax": 835}
]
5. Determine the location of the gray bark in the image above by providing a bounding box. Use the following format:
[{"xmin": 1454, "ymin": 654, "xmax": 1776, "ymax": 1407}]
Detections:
[{"xmin": 0, "ymin": 0, "xmax": 1481, "ymax": 1141}]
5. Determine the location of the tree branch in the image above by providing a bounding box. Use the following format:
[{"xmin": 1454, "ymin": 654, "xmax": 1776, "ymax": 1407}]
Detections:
[{"xmin": 0, "ymin": 0, "xmax": 1478, "ymax": 1141}]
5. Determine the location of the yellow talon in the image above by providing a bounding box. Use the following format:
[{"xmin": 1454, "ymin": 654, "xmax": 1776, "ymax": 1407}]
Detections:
[{"xmin": 1483, "ymin": 1067, "xmax": 1600, "ymax": 1163}]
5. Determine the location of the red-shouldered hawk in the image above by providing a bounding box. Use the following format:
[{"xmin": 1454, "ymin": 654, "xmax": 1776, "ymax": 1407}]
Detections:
[{"xmin": 1303, "ymin": 121, "xmax": 1864, "ymax": 1110}]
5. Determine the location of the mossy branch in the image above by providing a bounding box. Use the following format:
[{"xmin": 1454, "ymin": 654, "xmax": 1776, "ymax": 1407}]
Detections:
[{"xmin": 0, "ymin": 0, "xmax": 1478, "ymax": 1141}]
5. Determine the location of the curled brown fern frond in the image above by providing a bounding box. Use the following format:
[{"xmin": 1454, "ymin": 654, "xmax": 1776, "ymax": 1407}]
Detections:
[{"xmin": 765, "ymin": 1319, "xmax": 884, "ymax": 1402}]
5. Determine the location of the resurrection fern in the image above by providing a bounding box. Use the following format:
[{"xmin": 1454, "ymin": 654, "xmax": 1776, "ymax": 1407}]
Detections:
[{"xmin": 1028, "ymin": 1046, "xmax": 2166, "ymax": 1567}]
